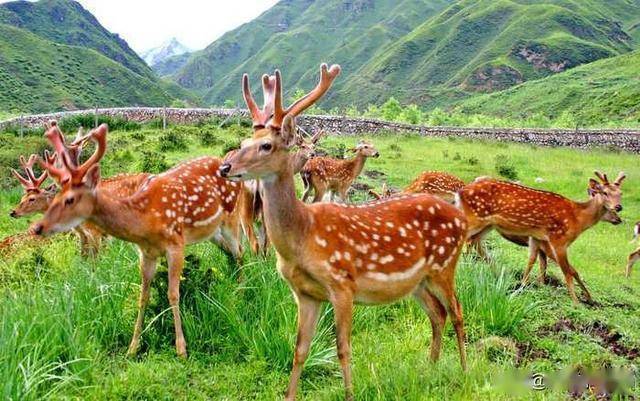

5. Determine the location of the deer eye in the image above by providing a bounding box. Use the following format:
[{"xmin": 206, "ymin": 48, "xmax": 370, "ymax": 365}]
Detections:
[
  {"xmin": 65, "ymin": 197, "xmax": 75, "ymax": 206},
  {"xmin": 28, "ymin": 198, "xmax": 35, "ymax": 203},
  {"xmin": 260, "ymin": 142, "xmax": 273, "ymax": 152}
]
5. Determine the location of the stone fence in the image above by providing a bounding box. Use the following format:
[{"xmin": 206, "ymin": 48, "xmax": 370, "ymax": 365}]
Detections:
[{"xmin": 1, "ymin": 107, "xmax": 639, "ymax": 152}]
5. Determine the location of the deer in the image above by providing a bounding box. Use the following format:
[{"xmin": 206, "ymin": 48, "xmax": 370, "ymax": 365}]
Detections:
[
  {"xmin": 301, "ymin": 139, "xmax": 379, "ymax": 203},
  {"xmin": 32, "ymin": 123, "xmax": 246, "ymax": 358},
  {"xmin": 458, "ymin": 172, "xmax": 625, "ymax": 304},
  {"xmin": 625, "ymin": 221, "xmax": 640, "ymax": 278},
  {"xmin": 220, "ymin": 63, "xmax": 468, "ymax": 401},
  {"xmin": 235, "ymin": 130, "xmax": 325, "ymax": 255},
  {"xmin": 370, "ymin": 171, "xmax": 465, "ymax": 203}
]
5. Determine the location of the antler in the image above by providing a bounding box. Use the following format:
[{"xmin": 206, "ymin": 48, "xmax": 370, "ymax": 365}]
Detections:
[
  {"xmin": 13, "ymin": 154, "xmax": 48, "ymax": 189},
  {"xmin": 242, "ymin": 73, "xmax": 277, "ymax": 128},
  {"xmin": 61, "ymin": 124, "xmax": 108, "ymax": 184},
  {"xmin": 310, "ymin": 130, "xmax": 325, "ymax": 144},
  {"xmin": 39, "ymin": 150, "xmax": 68, "ymax": 184},
  {"xmin": 594, "ymin": 171, "xmax": 609, "ymax": 184},
  {"xmin": 270, "ymin": 63, "xmax": 341, "ymax": 128},
  {"xmin": 614, "ymin": 171, "xmax": 626, "ymax": 186}
]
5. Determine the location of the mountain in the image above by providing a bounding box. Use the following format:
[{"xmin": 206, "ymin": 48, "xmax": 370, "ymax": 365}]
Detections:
[
  {"xmin": 173, "ymin": 0, "xmax": 453, "ymax": 105},
  {"xmin": 172, "ymin": 0, "xmax": 640, "ymax": 109},
  {"xmin": 454, "ymin": 49, "xmax": 640, "ymax": 125},
  {"xmin": 0, "ymin": 23, "xmax": 178, "ymax": 113},
  {"xmin": 141, "ymin": 37, "xmax": 190, "ymax": 68},
  {"xmin": 337, "ymin": 0, "xmax": 640, "ymax": 107},
  {"xmin": 0, "ymin": 0, "xmax": 154, "ymax": 80},
  {"xmin": 151, "ymin": 52, "xmax": 192, "ymax": 77}
]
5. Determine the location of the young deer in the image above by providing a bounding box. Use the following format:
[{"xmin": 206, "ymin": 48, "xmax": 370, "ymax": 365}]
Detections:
[
  {"xmin": 32, "ymin": 123, "xmax": 245, "ymax": 358},
  {"xmin": 301, "ymin": 140, "xmax": 380, "ymax": 203},
  {"xmin": 459, "ymin": 172, "xmax": 625, "ymax": 303},
  {"xmin": 625, "ymin": 221, "xmax": 640, "ymax": 278},
  {"xmin": 370, "ymin": 171, "xmax": 465, "ymax": 203},
  {"xmin": 10, "ymin": 154, "xmax": 56, "ymax": 218},
  {"xmin": 220, "ymin": 64, "xmax": 468, "ymax": 400}
]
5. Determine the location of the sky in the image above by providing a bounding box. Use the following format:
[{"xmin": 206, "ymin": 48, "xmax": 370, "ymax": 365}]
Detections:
[{"xmin": 1, "ymin": 0, "xmax": 279, "ymax": 52}]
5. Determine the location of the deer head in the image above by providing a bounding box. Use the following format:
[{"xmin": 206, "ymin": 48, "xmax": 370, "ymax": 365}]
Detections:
[
  {"xmin": 220, "ymin": 63, "xmax": 341, "ymax": 180},
  {"xmin": 349, "ymin": 140, "xmax": 379, "ymax": 158},
  {"xmin": 10, "ymin": 154, "xmax": 55, "ymax": 218},
  {"xmin": 588, "ymin": 171, "xmax": 625, "ymax": 224},
  {"xmin": 32, "ymin": 124, "xmax": 108, "ymax": 235}
]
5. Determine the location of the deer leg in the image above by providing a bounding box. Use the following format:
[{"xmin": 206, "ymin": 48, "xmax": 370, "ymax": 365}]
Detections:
[
  {"xmin": 127, "ymin": 249, "xmax": 158, "ymax": 357},
  {"xmin": 521, "ymin": 238, "xmax": 540, "ymax": 287},
  {"xmin": 285, "ymin": 292, "xmax": 321, "ymax": 401},
  {"xmin": 626, "ymin": 248, "xmax": 640, "ymax": 278},
  {"xmin": 425, "ymin": 275, "xmax": 467, "ymax": 371},
  {"xmin": 413, "ymin": 284, "xmax": 447, "ymax": 362},
  {"xmin": 166, "ymin": 246, "xmax": 187, "ymax": 358},
  {"xmin": 312, "ymin": 186, "xmax": 326, "ymax": 203},
  {"xmin": 550, "ymin": 244, "xmax": 591, "ymax": 304},
  {"xmin": 467, "ymin": 226, "xmax": 492, "ymax": 262},
  {"xmin": 301, "ymin": 177, "xmax": 313, "ymax": 203},
  {"xmin": 331, "ymin": 290, "xmax": 355, "ymax": 401},
  {"xmin": 73, "ymin": 227, "xmax": 90, "ymax": 258},
  {"xmin": 538, "ymin": 250, "xmax": 549, "ymax": 284}
]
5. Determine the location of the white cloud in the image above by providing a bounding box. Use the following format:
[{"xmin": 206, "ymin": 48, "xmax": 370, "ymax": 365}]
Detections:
[{"xmin": 1, "ymin": 0, "xmax": 278, "ymax": 52}]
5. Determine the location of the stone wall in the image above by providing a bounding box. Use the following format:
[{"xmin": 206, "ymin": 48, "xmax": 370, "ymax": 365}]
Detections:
[{"xmin": 2, "ymin": 107, "xmax": 639, "ymax": 152}]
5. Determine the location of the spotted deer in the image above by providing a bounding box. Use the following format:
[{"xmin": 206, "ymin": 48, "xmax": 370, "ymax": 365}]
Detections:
[
  {"xmin": 235, "ymin": 130, "xmax": 325, "ymax": 255},
  {"xmin": 32, "ymin": 123, "xmax": 246, "ymax": 358},
  {"xmin": 220, "ymin": 63, "xmax": 467, "ymax": 400},
  {"xmin": 370, "ymin": 171, "xmax": 465, "ymax": 203},
  {"xmin": 458, "ymin": 172, "xmax": 625, "ymax": 303},
  {"xmin": 625, "ymin": 221, "xmax": 640, "ymax": 278},
  {"xmin": 301, "ymin": 140, "xmax": 379, "ymax": 203}
]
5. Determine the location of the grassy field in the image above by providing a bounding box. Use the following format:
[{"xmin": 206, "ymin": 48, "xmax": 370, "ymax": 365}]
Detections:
[{"xmin": 1, "ymin": 122, "xmax": 640, "ymax": 400}]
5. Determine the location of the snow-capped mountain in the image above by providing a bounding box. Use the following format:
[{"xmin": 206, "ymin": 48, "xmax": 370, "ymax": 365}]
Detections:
[{"xmin": 141, "ymin": 38, "xmax": 190, "ymax": 67}]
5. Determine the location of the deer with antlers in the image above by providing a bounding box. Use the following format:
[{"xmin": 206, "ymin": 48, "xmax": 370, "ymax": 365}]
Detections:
[
  {"xmin": 220, "ymin": 63, "xmax": 468, "ymax": 400},
  {"xmin": 300, "ymin": 139, "xmax": 379, "ymax": 203},
  {"xmin": 459, "ymin": 172, "xmax": 625, "ymax": 303},
  {"xmin": 32, "ymin": 123, "xmax": 247, "ymax": 358}
]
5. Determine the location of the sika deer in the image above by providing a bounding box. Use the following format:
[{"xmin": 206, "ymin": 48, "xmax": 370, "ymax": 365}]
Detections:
[
  {"xmin": 626, "ymin": 221, "xmax": 640, "ymax": 278},
  {"xmin": 32, "ymin": 123, "xmax": 245, "ymax": 358},
  {"xmin": 301, "ymin": 140, "xmax": 379, "ymax": 203},
  {"xmin": 370, "ymin": 171, "xmax": 465, "ymax": 203},
  {"xmin": 221, "ymin": 64, "xmax": 467, "ymax": 400},
  {"xmin": 458, "ymin": 172, "xmax": 625, "ymax": 303}
]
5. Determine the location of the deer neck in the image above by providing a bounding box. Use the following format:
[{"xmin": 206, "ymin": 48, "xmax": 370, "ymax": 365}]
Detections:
[
  {"xmin": 346, "ymin": 152, "xmax": 367, "ymax": 179},
  {"xmin": 90, "ymin": 189, "xmax": 145, "ymax": 242},
  {"xmin": 260, "ymin": 162, "xmax": 311, "ymax": 260},
  {"xmin": 575, "ymin": 195, "xmax": 606, "ymax": 235}
]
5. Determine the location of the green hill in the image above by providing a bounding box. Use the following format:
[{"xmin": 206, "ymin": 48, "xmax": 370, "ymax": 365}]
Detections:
[
  {"xmin": 454, "ymin": 49, "xmax": 640, "ymax": 125},
  {"xmin": 0, "ymin": 0, "xmax": 154, "ymax": 80},
  {"xmin": 338, "ymin": 0, "xmax": 639, "ymax": 107},
  {"xmin": 173, "ymin": 0, "xmax": 453, "ymax": 106},
  {"xmin": 0, "ymin": 23, "xmax": 177, "ymax": 113},
  {"xmin": 172, "ymin": 0, "xmax": 640, "ymax": 109}
]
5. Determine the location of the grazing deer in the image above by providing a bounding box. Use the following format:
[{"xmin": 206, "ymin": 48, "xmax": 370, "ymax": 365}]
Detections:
[
  {"xmin": 370, "ymin": 171, "xmax": 465, "ymax": 203},
  {"xmin": 32, "ymin": 123, "xmax": 245, "ymax": 358},
  {"xmin": 301, "ymin": 140, "xmax": 380, "ymax": 203},
  {"xmin": 458, "ymin": 172, "xmax": 625, "ymax": 303},
  {"xmin": 625, "ymin": 221, "xmax": 640, "ymax": 278},
  {"xmin": 220, "ymin": 63, "xmax": 468, "ymax": 400}
]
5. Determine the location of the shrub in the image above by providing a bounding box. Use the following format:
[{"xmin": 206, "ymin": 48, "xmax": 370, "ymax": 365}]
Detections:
[
  {"xmin": 158, "ymin": 128, "xmax": 189, "ymax": 152},
  {"xmin": 139, "ymin": 150, "xmax": 169, "ymax": 173},
  {"xmin": 380, "ymin": 97, "xmax": 403, "ymax": 121},
  {"xmin": 199, "ymin": 129, "xmax": 223, "ymax": 147},
  {"xmin": 222, "ymin": 139, "xmax": 242, "ymax": 156},
  {"xmin": 58, "ymin": 115, "xmax": 140, "ymax": 132},
  {"xmin": 495, "ymin": 155, "xmax": 518, "ymax": 180}
]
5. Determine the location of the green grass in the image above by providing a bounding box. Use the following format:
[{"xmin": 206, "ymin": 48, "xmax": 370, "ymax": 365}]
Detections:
[{"xmin": 2, "ymin": 125, "xmax": 640, "ymax": 399}]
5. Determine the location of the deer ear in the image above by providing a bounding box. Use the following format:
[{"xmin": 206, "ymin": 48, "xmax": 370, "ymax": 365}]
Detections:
[
  {"xmin": 588, "ymin": 178, "xmax": 602, "ymax": 196},
  {"xmin": 45, "ymin": 183, "xmax": 58, "ymax": 193},
  {"xmin": 83, "ymin": 164, "xmax": 101, "ymax": 189},
  {"xmin": 281, "ymin": 115, "xmax": 297, "ymax": 148}
]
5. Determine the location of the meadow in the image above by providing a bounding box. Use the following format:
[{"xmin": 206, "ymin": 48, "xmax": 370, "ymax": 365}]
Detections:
[{"xmin": 1, "ymin": 119, "xmax": 640, "ymax": 400}]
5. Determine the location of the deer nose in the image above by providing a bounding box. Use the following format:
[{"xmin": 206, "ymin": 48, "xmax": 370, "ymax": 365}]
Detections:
[
  {"xmin": 32, "ymin": 223, "xmax": 44, "ymax": 236},
  {"xmin": 219, "ymin": 163, "xmax": 232, "ymax": 178},
  {"xmin": 9, "ymin": 210, "xmax": 17, "ymax": 218},
  {"xmin": 615, "ymin": 204, "xmax": 623, "ymax": 212}
]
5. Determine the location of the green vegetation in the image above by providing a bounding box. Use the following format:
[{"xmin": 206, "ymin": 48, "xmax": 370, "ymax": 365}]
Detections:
[
  {"xmin": 455, "ymin": 50, "xmax": 640, "ymax": 126},
  {"xmin": 173, "ymin": 0, "xmax": 640, "ymax": 110},
  {"xmin": 0, "ymin": 0, "xmax": 153, "ymax": 79},
  {"xmin": 1, "ymin": 124, "xmax": 640, "ymax": 399}
]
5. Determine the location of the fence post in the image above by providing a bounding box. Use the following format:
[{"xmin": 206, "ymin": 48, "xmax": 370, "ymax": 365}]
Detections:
[
  {"xmin": 20, "ymin": 115, "xmax": 24, "ymax": 138},
  {"xmin": 94, "ymin": 106, "xmax": 98, "ymax": 128},
  {"xmin": 163, "ymin": 106, "xmax": 167, "ymax": 130}
]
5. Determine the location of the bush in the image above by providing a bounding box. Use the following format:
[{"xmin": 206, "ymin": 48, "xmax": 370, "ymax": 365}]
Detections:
[
  {"xmin": 58, "ymin": 115, "xmax": 140, "ymax": 132},
  {"xmin": 139, "ymin": 150, "xmax": 169, "ymax": 173},
  {"xmin": 495, "ymin": 155, "xmax": 518, "ymax": 180},
  {"xmin": 199, "ymin": 129, "xmax": 223, "ymax": 147},
  {"xmin": 158, "ymin": 128, "xmax": 189, "ymax": 152},
  {"xmin": 222, "ymin": 140, "xmax": 241, "ymax": 156}
]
